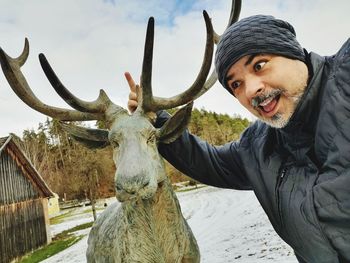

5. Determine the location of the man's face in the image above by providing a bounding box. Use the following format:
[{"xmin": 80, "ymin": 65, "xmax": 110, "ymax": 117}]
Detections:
[{"xmin": 226, "ymin": 54, "xmax": 308, "ymax": 128}]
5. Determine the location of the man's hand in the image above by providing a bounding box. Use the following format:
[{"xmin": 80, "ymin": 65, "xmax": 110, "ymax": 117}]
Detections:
[{"xmin": 125, "ymin": 72, "xmax": 138, "ymax": 113}]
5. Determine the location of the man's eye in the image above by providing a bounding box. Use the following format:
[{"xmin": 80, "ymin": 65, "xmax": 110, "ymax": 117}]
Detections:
[
  {"xmin": 254, "ymin": 61, "xmax": 266, "ymax": 71},
  {"xmin": 231, "ymin": 81, "xmax": 241, "ymax": 90}
]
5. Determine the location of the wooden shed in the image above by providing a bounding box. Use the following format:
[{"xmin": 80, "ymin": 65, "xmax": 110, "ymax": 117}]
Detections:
[{"xmin": 0, "ymin": 135, "xmax": 54, "ymax": 263}]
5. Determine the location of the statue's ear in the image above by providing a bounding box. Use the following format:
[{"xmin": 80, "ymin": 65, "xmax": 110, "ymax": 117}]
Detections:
[
  {"xmin": 156, "ymin": 102, "xmax": 193, "ymax": 144},
  {"xmin": 60, "ymin": 122, "xmax": 110, "ymax": 149}
]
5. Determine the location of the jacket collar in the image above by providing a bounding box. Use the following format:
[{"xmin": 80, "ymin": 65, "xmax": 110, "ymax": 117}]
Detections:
[
  {"xmin": 280, "ymin": 51, "xmax": 325, "ymax": 135},
  {"xmin": 271, "ymin": 51, "xmax": 326, "ymax": 159}
]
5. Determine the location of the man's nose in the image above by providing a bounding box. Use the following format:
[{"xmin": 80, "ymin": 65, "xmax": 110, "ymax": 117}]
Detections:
[{"xmin": 245, "ymin": 76, "xmax": 264, "ymax": 100}]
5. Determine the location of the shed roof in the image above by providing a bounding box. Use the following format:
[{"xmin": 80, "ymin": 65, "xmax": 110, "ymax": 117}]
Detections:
[
  {"xmin": 0, "ymin": 137, "xmax": 9, "ymax": 148},
  {"xmin": 0, "ymin": 135, "xmax": 54, "ymax": 198}
]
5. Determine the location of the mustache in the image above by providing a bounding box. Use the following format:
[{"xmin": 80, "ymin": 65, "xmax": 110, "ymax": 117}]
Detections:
[{"xmin": 251, "ymin": 89, "xmax": 283, "ymax": 108}]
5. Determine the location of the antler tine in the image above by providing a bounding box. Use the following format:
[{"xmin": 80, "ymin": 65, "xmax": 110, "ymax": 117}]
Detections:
[
  {"xmin": 194, "ymin": 0, "xmax": 242, "ymax": 99},
  {"xmin": 227, "ymin": 0, "xmax": 242, "ymax": 27},
  {"xmin": 193, "ymin": 70, "xmax": 218, "ymax": 99},
  {"xmin": 138, "ymin": 17, "xmax": 154, "ymax": 113},
  {"xmin": 141, "ymin": 10, "xmax": 214, "ymax": 113},
  {"xmin": 214, "ymin": 0, "xmax": 242, "ymax": 44},
  {"xmin": 39, "ymin": 53, "xmax": 116, "ymax": 113},
  {"xmin": 0, "ymin": 38, "xmax": 103, "ymax": 121},
  {"xmin": 16, "ymin": 38, "xmax": 29, "ymax": 67}
]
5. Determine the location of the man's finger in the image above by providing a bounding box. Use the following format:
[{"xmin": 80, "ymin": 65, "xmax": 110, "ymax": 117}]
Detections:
[
  {"xmin": 129, "ymin": 91, "xmax": 137, "ymax": 100},
  {"xmin": 124, "ymin": 72, "xmax": 136, "ymax": 92},
  {"xmin": 128, "ymin": 100, "xmax": 138, "ymax": 113}
]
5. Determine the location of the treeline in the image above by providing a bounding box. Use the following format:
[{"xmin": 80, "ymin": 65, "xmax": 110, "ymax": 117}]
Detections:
[{"xmin": 13, "ymin": 108, "xmax": 250, "ymax": 201}]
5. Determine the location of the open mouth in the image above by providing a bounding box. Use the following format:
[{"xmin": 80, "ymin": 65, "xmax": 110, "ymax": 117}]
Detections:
[
  {"xmin": 258, "ymin": 94, "xmax": 281, "ymax": 114},
  {"xmin": 252, "ymin": 91, "xmax": 282, "ymax": 117}
]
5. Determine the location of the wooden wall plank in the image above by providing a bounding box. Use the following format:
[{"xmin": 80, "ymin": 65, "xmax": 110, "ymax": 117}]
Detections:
[
  {"xmin": 0, "ymin": 150, "xmax": 49, "ymax": 262},
  {"xmin": 0, "ymin": 152, "xmax": 39, "ymax": 205},
  {"xmin": 0, "ymin": 199, "xmax": 47, "ymax": 262}
]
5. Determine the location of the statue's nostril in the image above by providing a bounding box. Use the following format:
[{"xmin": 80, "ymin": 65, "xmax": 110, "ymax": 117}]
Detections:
[{"xmin": 116, "ymin": 184, "xmax": 123, "ymax": 191}]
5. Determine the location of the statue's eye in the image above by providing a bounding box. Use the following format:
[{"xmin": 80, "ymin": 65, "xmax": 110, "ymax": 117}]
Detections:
[
  {"xmin": 111, "ymin": 141, "xmax": 119, "ymax": 148},
  {"xmin": 147, "ymin": 132, "xmax": 156, "ymax": 144}
]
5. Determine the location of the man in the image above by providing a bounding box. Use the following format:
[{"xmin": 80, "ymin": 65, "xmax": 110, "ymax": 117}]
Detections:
[{"xmin": 127, "ymin": 15, "xmax": 350, "ymax": 263}]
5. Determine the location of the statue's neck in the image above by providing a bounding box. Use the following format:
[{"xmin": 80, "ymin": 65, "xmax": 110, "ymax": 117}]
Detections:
[
  {"xmin": 152, "ymin": 178, "xmax": 184, "ymax": 226},
  {"xmin": 120, "ymin": 178, "xmax": 188, "ymax": 262},
  {"xmin": 121, "ymin": 177, "xmax": 184, "ymax": 227}
]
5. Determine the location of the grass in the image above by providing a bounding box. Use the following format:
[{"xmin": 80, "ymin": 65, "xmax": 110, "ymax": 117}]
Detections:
[
  {"xmin": 18, "ymin": 221, "xmax": 94, "ymax": 263},
  {"xmin": 54, "ymin": 222, "xmax": 94, "ymax": 240},
  {"xmin": 82, "ymin": 207, "xmax": 105, "ymax": 214},
  {"xmin": 176, "ymin": 185, "xmax": 207, "ymax": 192},
  {"xmin": 50, "ymin": 205, "xmax": 103, "ymax": 224},
  {"xmin": 49, "ymin": 210, "xmax": 73, "ymax": 225},
  {"xmin": 19, "ymin": 235, "xmax": 84, "ymax": 263}
]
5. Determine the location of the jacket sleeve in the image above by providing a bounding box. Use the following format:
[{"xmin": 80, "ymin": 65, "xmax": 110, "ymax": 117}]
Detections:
[
  {"xmin": 155, "ymin": 110, "xmax": 252, "ymax": 190},
  {"xmin": 313, "ymin": 38, "xmax": 350, "ymax": 259}
]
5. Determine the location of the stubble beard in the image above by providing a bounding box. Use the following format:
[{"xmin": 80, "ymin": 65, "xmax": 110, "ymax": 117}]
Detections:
[{"xmin": 261, "ymin": 87, "xmax": 305, "ymax": 129}]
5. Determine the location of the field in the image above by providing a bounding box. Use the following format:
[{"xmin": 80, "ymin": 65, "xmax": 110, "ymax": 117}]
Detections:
[{"xmin": 40, "ymin": 187, "xmax": 297, "ymax": 263}]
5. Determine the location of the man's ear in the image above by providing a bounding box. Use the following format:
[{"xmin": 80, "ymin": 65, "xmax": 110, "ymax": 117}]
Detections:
[
  {"xmin": 156, "ymin": 102, "xmax": 193, "ymax": 144},
  {"xmin": 60, "ymin": 122, "xmax": 110, "ymax": 149}
]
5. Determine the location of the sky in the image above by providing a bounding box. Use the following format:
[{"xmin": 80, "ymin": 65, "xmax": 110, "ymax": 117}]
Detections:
[{"xmin": 0, "ymin": 0, "xmax": 349, "ymax": 136}]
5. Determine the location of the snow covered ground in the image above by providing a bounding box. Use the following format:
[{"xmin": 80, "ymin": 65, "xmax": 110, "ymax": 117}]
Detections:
[{"xmin": 43, "ymin": 187, "xmax": 298, "ymax": 263}]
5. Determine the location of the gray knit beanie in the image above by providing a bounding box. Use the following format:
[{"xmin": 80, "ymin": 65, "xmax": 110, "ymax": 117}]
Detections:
[{"xmin": 215, "ymin": 15, "xmax": 305, "ymax": 94}]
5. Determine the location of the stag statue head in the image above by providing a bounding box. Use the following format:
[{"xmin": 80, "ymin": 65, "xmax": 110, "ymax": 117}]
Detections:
[
  {"xmin": 0, "ymin": 11, "xmax": 212, "ymax": 203},
  {"xmin": 0, "ymin": 1, "xmax": 242, "ymax": 203}
]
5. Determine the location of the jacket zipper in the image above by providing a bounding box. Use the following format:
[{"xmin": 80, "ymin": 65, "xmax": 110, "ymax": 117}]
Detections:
[{"xmin": 276, "ymin": 167, "xmax": 288, "ymax": 228}]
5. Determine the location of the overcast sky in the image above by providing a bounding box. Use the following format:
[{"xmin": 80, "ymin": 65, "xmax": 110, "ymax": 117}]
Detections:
[{"xmin": 0, "ymin": 0, "xmax": 349, "ymax": 136}]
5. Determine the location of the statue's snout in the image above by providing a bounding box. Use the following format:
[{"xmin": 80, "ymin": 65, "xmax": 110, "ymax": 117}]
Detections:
[{"xmin": 115, "ymin": 171, "xmax": 156, "ymax": 202}]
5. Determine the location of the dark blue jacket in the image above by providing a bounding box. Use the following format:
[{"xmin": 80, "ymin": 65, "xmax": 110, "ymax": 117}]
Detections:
[{"xmin": 157, "ymin": 39, "xmax": 350, "ymax": 262}]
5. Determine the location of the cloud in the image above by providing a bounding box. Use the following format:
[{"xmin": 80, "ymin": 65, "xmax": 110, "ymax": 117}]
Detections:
[{"xmin": 0, "ymin": 0, "xmax": 349, "ymax": 136}]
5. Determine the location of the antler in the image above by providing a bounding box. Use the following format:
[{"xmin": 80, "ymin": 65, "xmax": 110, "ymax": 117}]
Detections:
[
  {"xmin": 213, "ymin": 0, "xmax": 242, "ymax": 44},
  {"xmin": 0, "ymin": 1, "xmax": 241, "ymax": 121},
  {"xmin": 140, "ymin": 10, "xmax": 214, "ymax": 113},
  {"xmin": 194, "ymin": 0, "xmax": 242, "ymax": 100},
  {"xmin": 0, "ymin": 38, "xmax": 127, "ymax": 122},
  {"xmin": 139, "ymin": 0, "xmax": 242, "ymax": 113},
  {"xmin": 38, "ymin": 54, "xmax": 116, "ymax": 114},
  {"xmin": 0, "ymin": 39, "xmax": 109, "ymax": 121}
]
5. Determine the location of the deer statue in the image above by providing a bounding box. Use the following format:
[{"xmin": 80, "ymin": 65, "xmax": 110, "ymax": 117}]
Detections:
[{"xmin": 0, "ymin": 1, "xmax": 241, "ymax": 262}]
